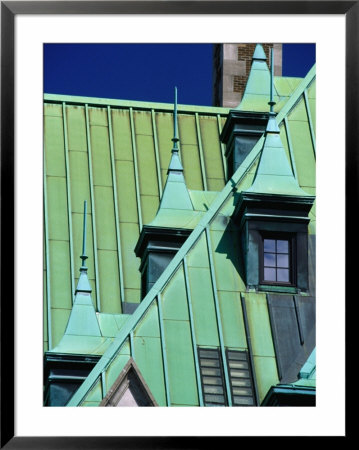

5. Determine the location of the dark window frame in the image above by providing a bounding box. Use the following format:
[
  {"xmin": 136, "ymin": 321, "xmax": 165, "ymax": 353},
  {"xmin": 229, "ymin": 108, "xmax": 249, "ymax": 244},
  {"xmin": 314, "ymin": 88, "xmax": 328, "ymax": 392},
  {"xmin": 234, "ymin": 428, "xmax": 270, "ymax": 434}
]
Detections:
[{"xmin": 259, "ymin": 232, "xmax": 296, "ymax": 287}]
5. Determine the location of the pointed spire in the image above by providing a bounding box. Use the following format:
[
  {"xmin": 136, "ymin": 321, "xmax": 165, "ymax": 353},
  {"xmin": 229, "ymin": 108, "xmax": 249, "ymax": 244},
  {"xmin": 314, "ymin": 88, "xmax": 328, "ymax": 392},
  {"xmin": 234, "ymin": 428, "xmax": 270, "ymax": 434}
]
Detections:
[
  {"xmin": 53, "ymin": 199, "xmax": 102, "ymax": 341},
  {"xmin": 150, "ymin": 88, "xmax": 193, "ymax": 215},
  {"xmin": 236, "ymin": 44, "xmax": 279, "ymax": 112},
  {"xmin": 246, "ymin": 51, "xmax": 312, "ymax": 198},
  {"xmin": 75, "ymin": 201, "xmax": 92, "ymax": 294},
  {"xmin": 268, "ymin": 47, "xmax": 276, "ymax": 113},
  {"xmin": 167, "ymin": 87, "xmax": 184, "ymax": 174},
  {"xmin": 252, "ymin": 43, "xmax": 267, "ymax": 61}
]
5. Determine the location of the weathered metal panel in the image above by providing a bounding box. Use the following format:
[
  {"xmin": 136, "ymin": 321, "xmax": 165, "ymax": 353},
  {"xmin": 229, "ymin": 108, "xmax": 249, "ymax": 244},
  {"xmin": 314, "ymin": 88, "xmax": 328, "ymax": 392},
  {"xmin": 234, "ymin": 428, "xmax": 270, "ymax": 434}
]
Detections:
[
  {"xmin": 90, "ymin": 125, "xmax": 112, "ymax": 187},
  {"xmin": 308, "ymin": 98, "xmax": 316, "ymax": 135},
  {"xmin": 155, "ymin": 111, "xmax": 173, "ymax": 187},
  {"xmin": 44, "ymin": 102, "xmax": 62, "ymax": 117},
  {"xmin": 111, "ymin": 109, "xmax": 133, "ymax": 161},
  {"xmin": 46, "ymin": 176, "xmax": 69, "ymax": 241},
  {"xmin": 84, "ymin": 379, "xmax": 103, "ymax": 404},
  {"xmin": 163, "ymin": 319, "xmax": 198, "ymax": 406},
  {"xmin": 178, "ymin": 114, "xmax": 204, "ymax": 190},
  {"xmin": 51, "ymin": 307, "xmax": 71, "ymax": 349},
  {"xmin": 49, "ymin": 240, "xmax": 72, "ymax": 309},
  {"xmin": 186, "ymin": 232, "xmax": 210, "ymax": 268},
  {"xmin": 115, "ymin": 160, "xmax": 138, "ymax": 223},
  {"xmin": 134, "ymin": 302, "xmax": 160, "ymax": 338},
  {"xmin": 140, "ymin": 194, "xmax": 159, "ymax": 225},
  {"xmin": 218, "ymin": 291, "xmax": 247, "ymax": 348},
  {"xmin": 94, "ymin": 185, "xmax": 117, "ymax": 251},
  {"xmin": 135, "ymin": 134, "xmax": 159, "ymax": 196},
  {"xmin": 210, "ymin": 229, "xmax": 244, "ymax": 292},
  {"xmin": 88, "ymin": 106, "xmax": 108, "ymax": 126},
  {"xmin": 68, "ymin": 150, "xmax": 91, "ymax": 214},
  {"xmin": 266, "ymin": 294, "xmax": 315, "ymax": 383},
  {"xmin": 97, "ymin": 249, "xmax": 122, "ymax": 314},
  {"xmin": 187, "ymin": 267, "xmax": 220, "ymax": 346},
  {"xmin": 252, "ymin": 355, "xmax": 279, "ymax": 404},
  {"xmin": 243, "ymin": 293, "xmax": 276, "ymax": 357},
  {"xmin": 118, "ymin": 222, "xmax": 141, "ymax": 291},
  {"xmin": 279, "ymin": 123, "xmax": 292, "ymax": 170},
  {"xmin": 133, "ymin": 335, "xmax": 166, "ymax": 406},
  {"xmin": 199, "ymin": 115, "xmax": 224, "ymax": 185},
  {"xmin": 66, "ymin": 105, "xmax": 87, "ymax": 152},
  {"xmin": 161, "ymin": 266, "xmax": 189, "ymax": 321},
  {"xmin": 105, "ymin": 353, "xmax": 130, "ymax": 396},
  {"xmin": 44, "ymin": 115, "xmax": 66, "ymax": 177},
  {"xmin": 287, "ymin": 102, "xmax": 316, "ymax": 188}
]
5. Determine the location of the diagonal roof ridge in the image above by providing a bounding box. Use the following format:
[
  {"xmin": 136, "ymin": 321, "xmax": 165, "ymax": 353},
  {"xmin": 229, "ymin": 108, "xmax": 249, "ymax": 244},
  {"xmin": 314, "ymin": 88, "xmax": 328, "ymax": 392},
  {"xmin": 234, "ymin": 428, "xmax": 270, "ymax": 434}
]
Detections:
[{"xmin": 67, "ymin": 64, "xmax": 316, "ymax": 407}]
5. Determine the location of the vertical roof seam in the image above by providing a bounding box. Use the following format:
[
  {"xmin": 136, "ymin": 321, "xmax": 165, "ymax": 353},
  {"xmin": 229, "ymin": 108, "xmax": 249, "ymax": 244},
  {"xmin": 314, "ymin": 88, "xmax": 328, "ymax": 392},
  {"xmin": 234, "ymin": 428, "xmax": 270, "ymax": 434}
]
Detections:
[
  {"xmin": 85, "ymin": 104, "xmax": 101, "ymax": 311},
  {"xmin": 107, "ymin": 105, "xmax": 125, "ymax": 308},
  {"xmin": 62, "ymin": 102, "xmax": 76, "ymax": 302},
  {"xmin": 129, "ymin": 107, "xmax": 143, "ymax": 231}
]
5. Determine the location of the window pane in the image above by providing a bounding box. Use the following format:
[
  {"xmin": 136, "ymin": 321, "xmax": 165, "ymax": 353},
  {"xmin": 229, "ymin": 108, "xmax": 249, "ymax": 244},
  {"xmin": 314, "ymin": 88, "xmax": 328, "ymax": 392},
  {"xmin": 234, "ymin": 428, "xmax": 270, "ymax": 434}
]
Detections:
[
  {"xmin": 264, "ymin": 253, "xmax": 276, "ymax": 267},
  {"xmin": 277, "ymin": 268, "xmax": 289, "ymax": 282},
  {"xmin": 277, "ymin": 240, "xmax": 289, "ymax": 253},
  {"xmin": 264, "ymin": 267, "xmax": 276, "ymax": 281},
  {"xmin": 277, "ymin": 254, "xmax": 289, "ymax": 268},
  {"xmin": 264, "ymin": 239, "xmax": 275, "ymax": 252}
]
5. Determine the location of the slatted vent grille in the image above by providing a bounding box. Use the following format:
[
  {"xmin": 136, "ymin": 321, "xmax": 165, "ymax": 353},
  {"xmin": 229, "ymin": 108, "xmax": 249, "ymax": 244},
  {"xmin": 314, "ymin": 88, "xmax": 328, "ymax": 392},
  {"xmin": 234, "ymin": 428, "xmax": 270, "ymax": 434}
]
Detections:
[
  {"xmin": 198, "ymin": 348, "xmax": 227, "ymax": 406},
  {"xmin": 198, "ymin": 347, "xmax": 256, "ymax": 406},
  {"xmin": 227, "ymin": 350, "xmax": 256, "ymax": 406}
]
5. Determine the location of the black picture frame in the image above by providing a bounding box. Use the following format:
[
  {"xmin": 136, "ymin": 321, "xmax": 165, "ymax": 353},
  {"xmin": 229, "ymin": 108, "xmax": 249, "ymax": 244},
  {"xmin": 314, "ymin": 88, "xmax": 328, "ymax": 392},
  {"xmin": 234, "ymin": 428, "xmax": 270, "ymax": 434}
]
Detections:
[{"xmin": 1, "ymin": 1, "xmax": 352, "ymax": 447}]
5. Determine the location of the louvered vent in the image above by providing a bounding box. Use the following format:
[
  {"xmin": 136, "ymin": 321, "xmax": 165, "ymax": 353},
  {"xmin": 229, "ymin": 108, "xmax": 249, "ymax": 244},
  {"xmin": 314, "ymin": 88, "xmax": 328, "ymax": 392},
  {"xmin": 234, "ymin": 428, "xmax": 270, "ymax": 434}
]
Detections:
[
  {"xmin": 198, "ymin": 348, "xmax": 227, "ymax": 406},
  {"xmin": 227, "ymin": 350, "xmax": 256, "ymax": 406}
]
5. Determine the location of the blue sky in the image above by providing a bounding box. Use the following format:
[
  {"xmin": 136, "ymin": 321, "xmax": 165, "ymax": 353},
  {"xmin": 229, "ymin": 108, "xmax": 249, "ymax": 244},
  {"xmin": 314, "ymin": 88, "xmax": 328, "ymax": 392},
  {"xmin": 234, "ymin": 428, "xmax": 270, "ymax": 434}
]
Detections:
[{"xmin": 44, "ymin": 43, "xmax": 315, "ymax": 106}]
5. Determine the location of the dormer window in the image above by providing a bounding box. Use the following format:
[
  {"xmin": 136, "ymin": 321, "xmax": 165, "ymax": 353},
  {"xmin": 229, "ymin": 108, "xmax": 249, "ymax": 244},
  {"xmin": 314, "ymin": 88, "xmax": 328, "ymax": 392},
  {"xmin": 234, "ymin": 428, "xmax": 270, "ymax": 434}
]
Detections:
[{"xmin": 261, "ymin": 235, "xmax": 295, "ymax": 286}]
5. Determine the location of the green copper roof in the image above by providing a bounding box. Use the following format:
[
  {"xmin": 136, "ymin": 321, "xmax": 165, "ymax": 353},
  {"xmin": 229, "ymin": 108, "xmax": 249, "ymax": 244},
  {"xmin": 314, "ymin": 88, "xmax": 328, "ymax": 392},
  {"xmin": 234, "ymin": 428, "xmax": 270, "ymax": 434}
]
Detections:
[
  {"xmin": 43, "ymin": 95, "xmax": 229, "ymax": 349},
  {"xmin": 44, "ymin": 45, "xmax": 316, "ymax": 408},
  {"xmin": 236, "ymin": 44, "xmax": 280, "ymax": 112},
  {"xmin": 147, "ymin": 88, "xmax": 195, "ymax": 227},
  {"xmin": 244, "ymin": 48, "xmax": 315, "ymax": 199},
  {"xmin": 245, "ymin": 113, "xmax": 314, "ymax": 197},
  {"xmin": 236, "ymin": 44, "xmax": 305, "ymax": 114},
  {"xmin": 156, "ymin": 163, "xmax": 194, "ymax": 211},
  {"xmin": 66, "ymin": 64, "xmax": 316, "ymax": 406},
  {"xmin": 49, "ymin": 203, "xmax": 101, "ymax": 353}
]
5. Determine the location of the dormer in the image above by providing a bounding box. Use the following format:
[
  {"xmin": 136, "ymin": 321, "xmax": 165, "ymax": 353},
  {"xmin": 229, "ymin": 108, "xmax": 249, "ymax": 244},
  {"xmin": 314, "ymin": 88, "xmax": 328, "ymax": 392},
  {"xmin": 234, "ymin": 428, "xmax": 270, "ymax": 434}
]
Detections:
[
  {"xmin": 134, "ymin": 88, "xmax": 194, "ymax": 299},
  {"xmin": 221, "ymin": 44, "xmax": 279, "ymax": 179},
  {"xmin": 233, "ymin": 50, "xmax": 315, "ymax": 293}
]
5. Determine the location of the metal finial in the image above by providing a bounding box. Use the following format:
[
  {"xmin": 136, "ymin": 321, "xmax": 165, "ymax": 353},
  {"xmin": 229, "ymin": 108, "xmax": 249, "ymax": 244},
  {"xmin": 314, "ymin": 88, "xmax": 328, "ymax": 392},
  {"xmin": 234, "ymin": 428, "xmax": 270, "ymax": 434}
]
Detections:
[
  {"xmin": 268, "ymin": 48, "xmax": 276, "ymax": 113},
  {"xmin": 172, "ymin": 87, "xmax": 179, "ymax": 151},
  {"xmin": 80, "ymin": 200, "xmax": 88, "ymax": 269}
]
